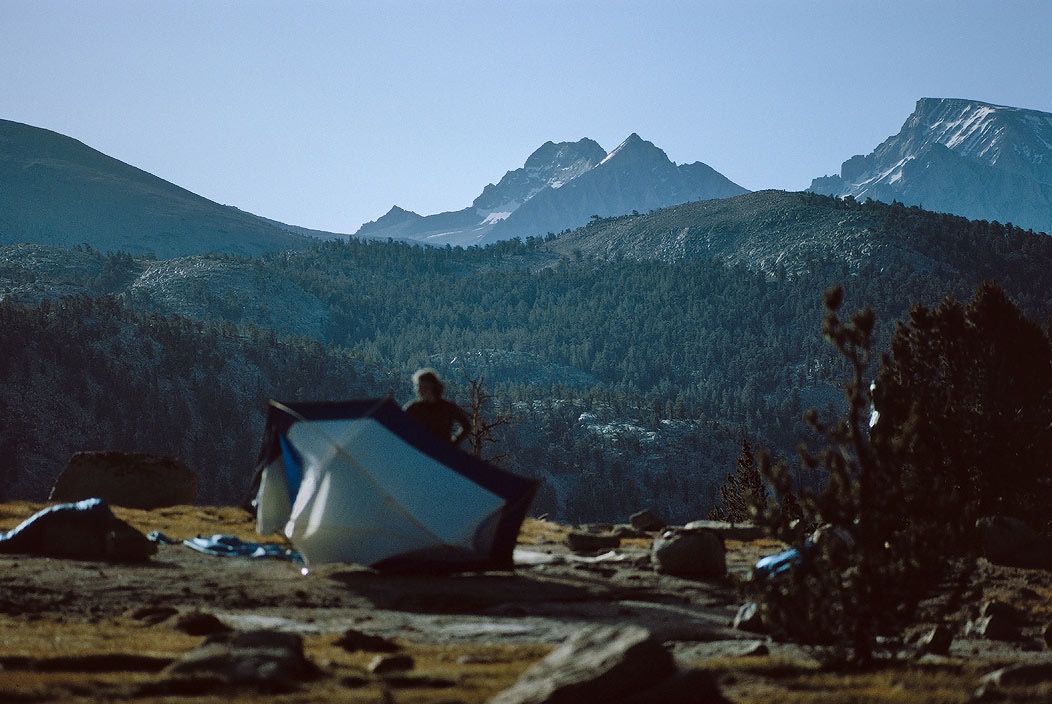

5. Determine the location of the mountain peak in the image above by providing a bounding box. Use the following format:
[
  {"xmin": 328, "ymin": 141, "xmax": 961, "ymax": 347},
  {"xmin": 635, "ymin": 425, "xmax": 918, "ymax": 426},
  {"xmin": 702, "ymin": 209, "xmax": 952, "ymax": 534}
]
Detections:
[
  {"xmin": 600, "ymin": 133, "xmax": 669, "ymax": 167},
  {"xmin": 522, "ymin": 138, "xmax": 605, "ymax": 172},
  {"xmin": 470, "ymin": 138, "xmax": 606, "ymax": 217},
  {"xmin": 354, "ymin": 132, "xmax": 744, "ymax": 245},
  {"xmin": 808, "ymin": 97, "xmax": 1052, "ymax": 235},
  {"xmin": 383, "ymin": 205, "xmax": 420, "ymax": 220}
]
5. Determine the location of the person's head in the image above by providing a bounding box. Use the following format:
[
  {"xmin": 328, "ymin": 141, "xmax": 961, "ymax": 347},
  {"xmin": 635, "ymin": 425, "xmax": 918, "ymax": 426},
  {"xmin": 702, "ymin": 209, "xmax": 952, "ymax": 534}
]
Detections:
[{"xmin": 412, "ymin": 367, "xmax": 445, "ymax": 401}]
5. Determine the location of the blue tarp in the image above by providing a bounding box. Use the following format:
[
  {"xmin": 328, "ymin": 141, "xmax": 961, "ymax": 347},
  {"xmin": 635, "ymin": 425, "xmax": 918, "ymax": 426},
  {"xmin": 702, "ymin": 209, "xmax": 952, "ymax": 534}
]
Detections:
[{"xmin": 182, "ymin": 534, "xmax": 302, "ymax": 562}]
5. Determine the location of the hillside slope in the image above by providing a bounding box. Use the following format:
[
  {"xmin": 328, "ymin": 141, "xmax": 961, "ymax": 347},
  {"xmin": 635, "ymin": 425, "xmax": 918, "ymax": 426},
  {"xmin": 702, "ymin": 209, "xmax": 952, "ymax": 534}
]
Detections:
[{"xmin": 0, "ymin": 120, "xmax": 312, "ymax": 258}]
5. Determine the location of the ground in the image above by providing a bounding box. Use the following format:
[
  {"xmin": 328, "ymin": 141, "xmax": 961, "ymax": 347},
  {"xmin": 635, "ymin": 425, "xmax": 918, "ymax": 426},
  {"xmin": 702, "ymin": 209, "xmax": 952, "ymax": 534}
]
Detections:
[{"xmin": 0, "ymin": 502, "xmax": 1049, "ymax": 703}]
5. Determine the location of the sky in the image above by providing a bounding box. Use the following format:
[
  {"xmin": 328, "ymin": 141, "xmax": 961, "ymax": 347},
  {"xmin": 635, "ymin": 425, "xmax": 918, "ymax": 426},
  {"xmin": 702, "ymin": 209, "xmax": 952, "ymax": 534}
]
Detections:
[{"xmin": 4, "ymin": 1, "xmax": 1052, "ymax": 234}]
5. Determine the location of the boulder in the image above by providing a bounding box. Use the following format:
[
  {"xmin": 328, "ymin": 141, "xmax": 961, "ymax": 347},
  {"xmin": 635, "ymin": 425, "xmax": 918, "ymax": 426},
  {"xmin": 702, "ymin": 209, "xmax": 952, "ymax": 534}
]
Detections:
[
  {"xmin": 565, "ymin": 531, "xmax": 621, "ymax": 553},
  {"xmin": 629, "ymin": 509, "xmax": 666, "ymax": 532},
  {"xmin": 652, "ymin": 528, "xmax": 726, "ymax": 578},
  {"xmin": 50, "ymin": 451, "xmax": 197, "ymax": 509},
  {"xmin": 490, "ymin": 625, "xmax": 680, "ymax": 704},
  {"xmin": 162, "ymin": 630, "xmax": 318, "ymax": 692},
  {"xmin": 0, "ymin": 498, "xmax": 156, "ymax": 562}
]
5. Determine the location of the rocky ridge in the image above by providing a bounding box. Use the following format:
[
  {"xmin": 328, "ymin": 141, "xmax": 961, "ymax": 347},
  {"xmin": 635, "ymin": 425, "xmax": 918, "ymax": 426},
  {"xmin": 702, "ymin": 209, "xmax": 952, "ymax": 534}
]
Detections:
[
  {"xmin": 354, "ymin": 134, "xmax": 747, "ymax": 246},
  {"xmin": 809, "ymin": 97, "xmax": 1052, "ymax": 235}
]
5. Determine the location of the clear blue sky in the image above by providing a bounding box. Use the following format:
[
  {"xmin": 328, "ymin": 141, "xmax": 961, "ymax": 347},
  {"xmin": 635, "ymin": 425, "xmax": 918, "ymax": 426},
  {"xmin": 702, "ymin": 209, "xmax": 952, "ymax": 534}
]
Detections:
[{"xmin": 4, "ymin": 1, "xmax": 1051, "ymax": 234}]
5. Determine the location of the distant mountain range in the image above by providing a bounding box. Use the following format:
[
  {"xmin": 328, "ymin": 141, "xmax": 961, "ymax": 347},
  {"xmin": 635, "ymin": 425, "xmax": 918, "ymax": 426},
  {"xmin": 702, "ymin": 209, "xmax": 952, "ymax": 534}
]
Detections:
[
  {"xmin": 353, "ymin": 134, "xmax": 749, "ymax": 246},
  {"xmin": 2, "ymin": 97, "xmax": 1051, "ymax": 259},
  {"xmin": 809, "ymin": 98, "xmax": 1052, "ymax": 236}
]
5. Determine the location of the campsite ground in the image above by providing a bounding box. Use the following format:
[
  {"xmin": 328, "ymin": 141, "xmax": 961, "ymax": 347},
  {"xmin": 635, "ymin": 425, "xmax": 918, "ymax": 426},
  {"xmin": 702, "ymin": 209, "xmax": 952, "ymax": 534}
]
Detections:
[{"xmin": 0, "ymin": 502, "xmax": 1050, "ymax": 703}]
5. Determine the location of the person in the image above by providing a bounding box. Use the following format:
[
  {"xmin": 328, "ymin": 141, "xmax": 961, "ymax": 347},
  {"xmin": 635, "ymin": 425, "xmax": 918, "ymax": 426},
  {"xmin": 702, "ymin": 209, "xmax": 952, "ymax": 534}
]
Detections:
[{"xmin": 403, "ymin": 368, "xmax": 472, "ymax": 446}]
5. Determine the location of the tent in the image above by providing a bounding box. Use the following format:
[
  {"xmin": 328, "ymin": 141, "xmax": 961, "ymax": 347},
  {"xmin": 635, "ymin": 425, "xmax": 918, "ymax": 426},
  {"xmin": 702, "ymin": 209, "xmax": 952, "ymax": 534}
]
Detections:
[{"xmin": 252, "ymin": 398, "xmax": 540, "ymax": 572}]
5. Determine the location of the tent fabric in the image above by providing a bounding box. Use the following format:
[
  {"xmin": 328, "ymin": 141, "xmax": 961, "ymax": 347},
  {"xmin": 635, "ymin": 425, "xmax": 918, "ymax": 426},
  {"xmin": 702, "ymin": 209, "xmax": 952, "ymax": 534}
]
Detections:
[{"xmin": 253, "ymin": 398, "xmax": 540, "ymax": 571}]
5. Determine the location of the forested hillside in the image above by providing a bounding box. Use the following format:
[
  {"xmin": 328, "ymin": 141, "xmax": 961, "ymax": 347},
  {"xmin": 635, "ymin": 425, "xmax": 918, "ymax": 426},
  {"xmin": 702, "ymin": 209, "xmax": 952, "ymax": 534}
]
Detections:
[
  {"xmin": 2, "ymin": 192, "xmax": 1050, "ymax": 522},
  {"xmin": 0, "ymin": 296, "xmax": 390, "ymax": 504}
]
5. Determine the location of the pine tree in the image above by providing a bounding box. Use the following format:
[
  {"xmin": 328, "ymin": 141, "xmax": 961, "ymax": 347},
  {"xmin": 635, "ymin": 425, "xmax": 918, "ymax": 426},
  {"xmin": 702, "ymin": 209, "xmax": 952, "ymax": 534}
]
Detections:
[{"xmin": 709, "ymin": 434, "xmax": 765, "ymax": 523}]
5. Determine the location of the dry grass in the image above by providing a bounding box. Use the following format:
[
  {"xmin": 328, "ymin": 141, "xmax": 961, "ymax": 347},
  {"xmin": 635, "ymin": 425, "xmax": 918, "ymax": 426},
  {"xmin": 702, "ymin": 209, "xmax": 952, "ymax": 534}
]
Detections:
[
  {"xmin": 0, "ymin": 611, "xmax": 550, "ymax": 703},
  {"xmin": 698, "ymin": 656, "xmax": 1052, "ymax": 704},
  {"xmin": 0, "ymin": 502, "xmax": 551, "ymax": 703},
  {"xmin": 516, "ymin": 516, "xmax": 572, "ymax": 547}
]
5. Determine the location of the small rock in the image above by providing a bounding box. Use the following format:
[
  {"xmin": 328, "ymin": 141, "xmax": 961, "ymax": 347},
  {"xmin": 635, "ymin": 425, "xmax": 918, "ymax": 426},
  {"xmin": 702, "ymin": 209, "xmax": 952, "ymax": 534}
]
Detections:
[
  {"xmin": 565, "ymin": 531, "xmax": 621, "ymax": 553},
  {"xmin": 732, "ymin": 602, "xmax": 766, "ymax": 634},
  {"xmin": 172, "ymin": 611, "xmax": 232, "ymax": 636},
  {"xmin": 915, "ymin": 624, "xmax": 954, "ymax": 656},
  {"xmin": 335, "ymin": 629, "xmax": 401, "ymax": 653},
  {"xmin": 125, "ymin": 605, "xmax": 179, "ymax": 625},
  {"xmin": 966, "ymin": 614, "xmax": 1019, "ymax": 642},
  {"xmin": 1043, "ymin": 622, "xmax": 1052, "ymax": 649},
  {"xmin": 736, "ymin": 641, "xmax": 770, "ymax": 657},
  {"xmin": 612, "ymin": 525, "xmax": 649, "ymax": 539},
  {"xmin": 368, "ymin": 653, "xmax": 414, "ymax": 674},
  {"xmin": 629, "ymin": 509, "xmax": 666, "ymax": 532}
]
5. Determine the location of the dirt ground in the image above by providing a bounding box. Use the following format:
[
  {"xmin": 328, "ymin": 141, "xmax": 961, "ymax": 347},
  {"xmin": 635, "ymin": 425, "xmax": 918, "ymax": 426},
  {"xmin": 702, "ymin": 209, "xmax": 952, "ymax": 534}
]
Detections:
[{"xmin": 0, "ymin": 502, "xmax": 1050, "ymax": 703}]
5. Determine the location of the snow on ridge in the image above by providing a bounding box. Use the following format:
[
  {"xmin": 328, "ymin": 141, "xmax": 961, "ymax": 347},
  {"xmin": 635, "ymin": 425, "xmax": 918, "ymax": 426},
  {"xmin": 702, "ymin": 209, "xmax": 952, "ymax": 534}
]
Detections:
[
  {"xmin": 928, "ymin": 103, "xmax": 1050, "ymax": 157},
  {"xmin": 941, "ymin": 106, "xmax": 997, "ymax": 154},
  {"xmin": 858, "ymin": 156, "xmax": 913, "ymax": 189},
  {"xmin": 481, "ymin": 211, "xmax": 512, "ymax": 225},
  {"xmin": 599, "ymin": 136, "xmax": 637, "ymax": 166}
]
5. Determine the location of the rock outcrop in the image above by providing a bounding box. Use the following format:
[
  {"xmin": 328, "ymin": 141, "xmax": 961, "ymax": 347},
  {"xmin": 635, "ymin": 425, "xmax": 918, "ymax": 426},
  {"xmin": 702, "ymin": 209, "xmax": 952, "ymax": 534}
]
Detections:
[{"xmin": 50, "ymin": 451, "xmax": 197, "ymax": 509}]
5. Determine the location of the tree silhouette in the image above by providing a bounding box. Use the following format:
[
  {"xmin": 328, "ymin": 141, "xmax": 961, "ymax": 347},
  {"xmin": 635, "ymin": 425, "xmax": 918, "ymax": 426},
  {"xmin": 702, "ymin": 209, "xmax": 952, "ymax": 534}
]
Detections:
[
  {"xmin": 464, "ymin": 373, "xmax": 512, "ymax": 463},
  {"xmin": 871, "ymin": 282, "xmax": 1052, "ymax": 532},
  {"xmin": 709, "ymin": 434, "xmax": 765, "ymax": 523}
]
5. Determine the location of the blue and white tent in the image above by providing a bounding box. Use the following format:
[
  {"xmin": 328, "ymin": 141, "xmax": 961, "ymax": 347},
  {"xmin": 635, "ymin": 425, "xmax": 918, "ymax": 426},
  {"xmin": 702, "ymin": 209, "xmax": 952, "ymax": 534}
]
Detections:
[{"xmin": 253, "ymin": 398, "xmax": 539, "ymax": 571}]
